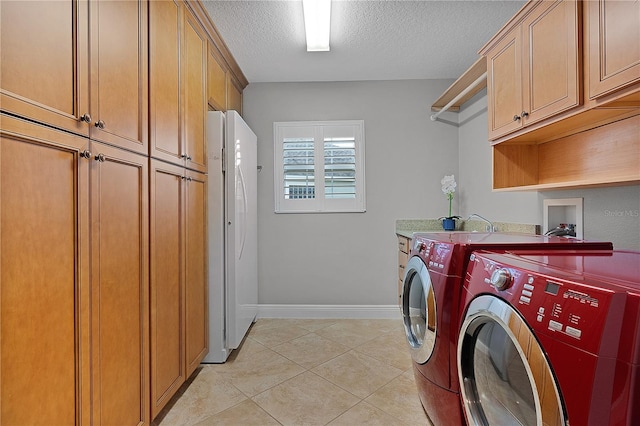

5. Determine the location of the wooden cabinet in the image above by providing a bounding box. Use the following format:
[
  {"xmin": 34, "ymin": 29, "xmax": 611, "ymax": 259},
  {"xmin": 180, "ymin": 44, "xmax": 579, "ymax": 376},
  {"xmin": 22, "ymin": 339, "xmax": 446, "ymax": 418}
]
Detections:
[
  {"xmin": 482, "ymin": 0, "xmax": 639, "ymax": 191},
  {"xmin": 150, "ymin": 0, "xmax": 184, "ymax": 165},
  {"xmin": 0, "ymin": 116, "xmax": 149, "ymax": 425},
  {"xmin": 184, "ymin": 169, "xmax": 208, "ymax": 376},
  {"xmin": 184, "ymin": 8, "xmax": 208, "ymax": 173},
  {"xmin": 0, "ymin": 0, "xmax": 148, "ymax": 154},
  {"xmin": 397, "ymin": 236, "xmax": 410, "ymax": 306},
  {"xmin": 208, "ymin": 45, "xmax": 228, "ymax": 111},
  {"xmin": 586, "ymin": 0, "xmax": 640, "ymax": 99},
  {"xmin": 227, "ymin": 74, "xmax": 244, "ymax": 114},
  {"xmin": 1, "ymin": 114, "xmax": 91, "ymax": 426},
  {"xmin": 90, "ymin": 142, "xmax": 149, "ymax": 425},
  {"xmin": 0, "ymin": 0, "xmax": 90, "ymax": 136},
  {"xmin": 483, "ymin": 0, "xmax": 580, "ymax": 140},
  {"xmin": 89, "ymin": 0, "xmax": 148, "ymax": 155},
  {"xmin": 150, "ymin": 161, "xmax": 207, "ymax": 417}
]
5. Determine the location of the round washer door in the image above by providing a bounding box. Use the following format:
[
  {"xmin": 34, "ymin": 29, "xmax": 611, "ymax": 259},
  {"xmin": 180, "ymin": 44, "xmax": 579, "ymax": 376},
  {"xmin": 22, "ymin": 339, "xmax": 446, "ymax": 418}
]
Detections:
[
  {"xmin": 402, "ymin": 256, "xmax": 437, "ymax": 364},
  {"xmin": 457, "ymin": 295, "xmax": 566, "ymax": 426}
]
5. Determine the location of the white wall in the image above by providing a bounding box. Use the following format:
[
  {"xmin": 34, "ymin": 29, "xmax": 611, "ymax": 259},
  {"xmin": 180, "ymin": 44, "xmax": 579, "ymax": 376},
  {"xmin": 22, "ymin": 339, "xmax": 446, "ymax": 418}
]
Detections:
[
  {"xmin": 243, "ymin": 80, "xmax": 458, "ymax": 305},
  {"xmin": 243, "ymin": 79, "xmax": 640, "ymax": 310},
  {"xmin": 457, "ymin": 92, "xmax": 640, "ymax": 250}
]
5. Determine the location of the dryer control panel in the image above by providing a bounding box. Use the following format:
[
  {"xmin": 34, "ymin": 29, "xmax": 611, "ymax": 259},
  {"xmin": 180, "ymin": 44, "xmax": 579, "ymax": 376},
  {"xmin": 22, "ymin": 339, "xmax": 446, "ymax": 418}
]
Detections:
[{"xmin": 465, "ymin": 252, "xmax": 625, "ymax": 357}]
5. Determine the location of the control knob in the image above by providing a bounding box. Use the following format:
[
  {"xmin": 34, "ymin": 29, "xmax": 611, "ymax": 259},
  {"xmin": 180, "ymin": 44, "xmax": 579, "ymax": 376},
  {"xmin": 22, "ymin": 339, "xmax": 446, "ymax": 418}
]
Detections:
[{"xmin": 490, "ymin": 268, "xmax": 513, "ymax": 291}]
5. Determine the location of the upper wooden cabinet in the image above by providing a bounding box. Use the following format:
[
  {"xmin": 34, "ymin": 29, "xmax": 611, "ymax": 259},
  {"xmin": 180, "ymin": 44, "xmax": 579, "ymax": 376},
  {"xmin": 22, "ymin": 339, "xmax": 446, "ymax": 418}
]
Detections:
[
  {"xmin": 0, "ymin": 0, "xmax": 90, "ymax": 136},
  {"xmin": 208, "ymin": 45, "xmax": 228, "ymax": 111},
  {"xmin": 586, "ymin": 0, "xmax": 640, "ymax": 99},
  {"xmin": 0, "ymin": 0, "xmax": 149, "ymax": 154},
  {"xmin": 149, "ymin": 0, "xmax": 184, "ymax": 165},
  {"xmin": 482, "ymin": 0, "xmax": 580, "ymax": 140},
  {"xmin": 183, "ymin": 8, "xmax": 209, "ymax": 173},
  {"xmin": 227, "ymin": 73, "xmax": 244, "ymax": 114},
  {"xmin": 89, "ymin": 0, "xmax": 148, "ymax": 154}
]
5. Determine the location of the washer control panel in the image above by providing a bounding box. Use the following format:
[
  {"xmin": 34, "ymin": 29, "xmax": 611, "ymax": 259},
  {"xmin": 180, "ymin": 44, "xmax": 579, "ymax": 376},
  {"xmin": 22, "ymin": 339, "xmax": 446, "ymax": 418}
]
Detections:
[{"xmin": 465, "ymin": 252, "xmax": 621, "ymax": 355}]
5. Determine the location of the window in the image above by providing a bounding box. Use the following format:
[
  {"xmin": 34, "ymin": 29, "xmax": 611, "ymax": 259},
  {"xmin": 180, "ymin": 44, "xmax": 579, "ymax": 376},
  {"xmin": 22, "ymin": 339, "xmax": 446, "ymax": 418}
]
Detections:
[{"xmin": 274, "ymin": 120, "xmax": 365, "ymax": 213}]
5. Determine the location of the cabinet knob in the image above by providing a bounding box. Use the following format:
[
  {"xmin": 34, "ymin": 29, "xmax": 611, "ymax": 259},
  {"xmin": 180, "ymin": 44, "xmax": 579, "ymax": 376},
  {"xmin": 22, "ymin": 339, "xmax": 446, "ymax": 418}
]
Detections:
[
  {"xmin": 521, "ymin": 111, "xmax": 529, "ymax": 118},
  {"xmin": 181, "ymin": 154, "xmax": 187, "ymax": 159},
  {"xmin": 95, "ymin": 153, "xmax": 106, "ymax": 162},
  {"xmin": 513, "ymin": 114, "xmax": 521, "ymax": 121},
  {"xmin": 186, "ymin": 155, "xmax": 192, "ymax": 161},
  {"xmin": 80, "ymin": 113, "xmax": 92, "ymax": 123},
  {"xmin": 80, "ymin": 149, "xmax": 92, "ymax": 159},
  {"xmin": 187, "ymin": 177, "xmax": 193, "ymax": 182},
  {"xmin": 95, "ymin": 120, "xmax": 106, "ymax": 129}
]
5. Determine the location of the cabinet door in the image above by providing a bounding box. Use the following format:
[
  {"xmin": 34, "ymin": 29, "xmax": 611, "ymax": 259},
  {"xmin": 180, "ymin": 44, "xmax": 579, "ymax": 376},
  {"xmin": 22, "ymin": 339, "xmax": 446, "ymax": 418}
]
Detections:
[
  {"xmin": 587, "ymin": 0, "xmax": 640, "ymax": 99},
  {"xmin": 184, "ymin": 170, "xmax": 208, "ymax": 376},
  {"xmin": 522, "ymin": 0, "xmax": 580, "ymax": 125},
  {"xmin": 183, "ymin": 10, "xmax": 208, "ymax": 173},
  {"xmin": 149, "ymin": 0, "xmax": 184, "ymax": 165},
  {"xmin": 208, "ymin": 45, "xmax": 228, "ymax": 111},
  {"xmin": 227, "ymin": 73, "xmax": 243, "ymax": 115},
  {"xmin": 1, "ymin": 115, "xmax": 90, "ymax": 425},
  {"xmin": 90, "ymin": 142, "xmax": 149, "ymax": 426},
  {"xmin": 89, "ymin": 0, "xmax": 148, "ymax": 155},
  {"xmin": 487, "ymin": 27, "xmax": 523, "ymax": 140},
  {"xmin": 149, "ymin": 160, "xmax": 185, "ymax": 418},
  {"xmin": 0, "ymin": 0, "xmax": 90, "ymax": 136}
]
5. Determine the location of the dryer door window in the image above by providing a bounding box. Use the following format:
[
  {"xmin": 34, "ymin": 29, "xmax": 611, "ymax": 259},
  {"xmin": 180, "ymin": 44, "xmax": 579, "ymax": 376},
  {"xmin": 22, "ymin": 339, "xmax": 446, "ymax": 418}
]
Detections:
[
  {"xmin": 402, "ymin": 257, "xmax": 437, "ymax": 364},
  {"xmin": 458, "ymin": 295, "xmax": 566, "ymax": 426}
]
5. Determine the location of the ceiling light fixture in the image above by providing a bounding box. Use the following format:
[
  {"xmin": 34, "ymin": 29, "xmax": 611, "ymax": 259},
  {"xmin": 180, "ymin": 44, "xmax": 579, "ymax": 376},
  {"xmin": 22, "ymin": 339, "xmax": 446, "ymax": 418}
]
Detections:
[{"xmin": 302, "ymin": 0, "xmax": 331, "ymax": 52}]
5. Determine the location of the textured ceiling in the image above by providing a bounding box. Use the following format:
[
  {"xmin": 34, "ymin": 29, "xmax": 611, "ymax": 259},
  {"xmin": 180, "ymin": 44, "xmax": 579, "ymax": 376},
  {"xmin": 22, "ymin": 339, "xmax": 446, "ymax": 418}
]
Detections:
[{"xmin": 202, "ymin": 0, "xmax": 526, "ymax": 83}]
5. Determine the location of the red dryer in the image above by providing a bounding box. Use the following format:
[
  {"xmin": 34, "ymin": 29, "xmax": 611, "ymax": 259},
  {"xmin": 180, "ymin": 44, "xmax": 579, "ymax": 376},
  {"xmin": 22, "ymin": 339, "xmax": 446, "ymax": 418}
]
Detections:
[
  {"xmin": 401, "ymin": 232, "xmax": 613, "ymax": 425},
  {"xmin": 457, "ymin": 249, "xmax": 640, "ymax": 425}
]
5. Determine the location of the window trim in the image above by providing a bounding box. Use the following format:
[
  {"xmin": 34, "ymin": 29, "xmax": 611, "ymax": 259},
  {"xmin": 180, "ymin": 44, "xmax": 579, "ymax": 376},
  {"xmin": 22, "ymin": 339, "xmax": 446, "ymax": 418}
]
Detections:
[{"xmin": 273, "ymin": 120, "xmax": 366, "ymax": 213}]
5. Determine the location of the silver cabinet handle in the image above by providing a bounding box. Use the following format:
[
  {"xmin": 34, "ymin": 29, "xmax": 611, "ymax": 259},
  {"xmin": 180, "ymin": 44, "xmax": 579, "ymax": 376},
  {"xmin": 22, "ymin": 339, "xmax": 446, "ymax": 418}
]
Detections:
[
  {"xmin": 95, "ymin": 153, "xmax": 106, "ymax": 162},
  {"xmin": 80, "ymin": 149, "xmax": 92, "ymax": 159},
  {"xmin": 521, "ymin": 111, "xmax": 529, "ymax": 118},
  {"xmin": 513, "ymin": 114, "xmax": 521, "ymax": 121},
  {"xmin": 186, "ymin": 155, "xmax": 192, "ymax": 161},
  {"xmin": 80, "ymin": 113, "xmax": 92, "ymax": 123},
  {"xmin": 95, "ymin": 120, "xmax": 106, "ymax": 129},
  {"xmin": 181, "ymin": 154, "xmax": 187, "ymax": 159},
  {"xmin": 187, "ymin": 177, "xmax": 192, "ymax": 182}
]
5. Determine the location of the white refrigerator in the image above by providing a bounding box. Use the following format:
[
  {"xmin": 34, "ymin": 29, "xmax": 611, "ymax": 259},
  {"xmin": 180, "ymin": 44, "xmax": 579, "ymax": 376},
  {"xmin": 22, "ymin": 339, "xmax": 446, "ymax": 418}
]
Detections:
[{"xmin": 204, "ymin": 110, "xmax": 258, "ymax": 363}]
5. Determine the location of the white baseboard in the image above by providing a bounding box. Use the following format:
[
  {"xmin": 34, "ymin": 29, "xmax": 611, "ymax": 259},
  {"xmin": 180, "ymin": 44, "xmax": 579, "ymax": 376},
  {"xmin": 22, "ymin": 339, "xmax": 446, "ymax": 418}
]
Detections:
[{"xmin": 257, "ymin": 304, "xmax": 402, "ymax": 320}]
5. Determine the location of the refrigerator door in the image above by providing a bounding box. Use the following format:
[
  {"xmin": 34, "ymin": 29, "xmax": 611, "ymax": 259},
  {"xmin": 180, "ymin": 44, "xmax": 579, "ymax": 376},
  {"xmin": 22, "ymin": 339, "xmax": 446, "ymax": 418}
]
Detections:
[
  {"xmin": 225, "ymin": 110, "xmax": 258, "ymax": 349},
  {"xmin": 204, "ymin": 111, "xmax": 227, "ymax": 362}
]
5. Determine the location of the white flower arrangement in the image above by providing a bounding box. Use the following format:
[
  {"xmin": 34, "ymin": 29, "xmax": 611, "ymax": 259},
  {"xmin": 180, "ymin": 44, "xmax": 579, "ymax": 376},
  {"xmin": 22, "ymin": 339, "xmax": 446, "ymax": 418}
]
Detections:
[{"xmin": 441, "ymin": 174, "xmax": 457, "ymax": 218}]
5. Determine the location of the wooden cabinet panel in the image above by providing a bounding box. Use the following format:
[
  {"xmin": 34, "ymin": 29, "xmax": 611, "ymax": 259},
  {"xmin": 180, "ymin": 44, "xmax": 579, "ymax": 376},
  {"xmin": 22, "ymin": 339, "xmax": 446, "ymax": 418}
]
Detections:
[
  {"xmin": 484, "ymin": 0, "xmax": 580, "ymax": 140},
  {"xmin": 184, "ymin": 170, "xmax": 208, "ymax": 376},
  {"xmin": 90, "ymin": 142, "xmax": 149, "ymax": 425},
  {"xmin": 227, "ymin": 74, "xmax": 243, "ymax": 114},
  {"xmin": 183, "ymin": 11, "xmax": 208, "ymax": 173},
  {"xmin": 487, "ymin": 29, "xmax": 523, "ymax": 139},
  {"xmin": 0, "ymin": 0, "xmax": 89, "ymax": 136},
  {"xmin": 208, "ymin": 46, "xmax": 228, "ymax": 111},
  {"xmin": 587, "ymin": 0, "xmax": 640, "ymax": 99},
  {"xmin": 0, "ymin": 115, "xmax": 90, "ymax": 425},
  {"xmin": 150, "ymin": 0, "xmax": 183, "ymax": 165},
  {"xmin": 150, "ymin": 160, "xmax": 185, "ymax": 418},
  {"xmin": 522, "ymin": 0, "xmax": 580, "ymax": 125},
  {"xmin": 89, "ymin": 0, "xmax": 148, "ymax": 155}
]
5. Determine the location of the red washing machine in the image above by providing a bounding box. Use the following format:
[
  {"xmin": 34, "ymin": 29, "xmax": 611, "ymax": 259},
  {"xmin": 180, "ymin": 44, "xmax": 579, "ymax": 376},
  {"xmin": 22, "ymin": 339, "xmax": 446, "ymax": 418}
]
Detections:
[
  {"xmin": 401, "ymin": 232, "xmax": 613, "ymax": 425},
  {"xmin": 457, "ymin": 249, "xmax": 640, "ymax": 425}
]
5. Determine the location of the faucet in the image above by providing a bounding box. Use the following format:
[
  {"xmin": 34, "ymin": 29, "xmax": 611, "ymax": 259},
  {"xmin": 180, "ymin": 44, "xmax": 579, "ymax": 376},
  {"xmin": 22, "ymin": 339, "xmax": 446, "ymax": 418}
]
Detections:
[{"xmin": 467, "ymin": 214, "xmax": 497, "ymax": 232}]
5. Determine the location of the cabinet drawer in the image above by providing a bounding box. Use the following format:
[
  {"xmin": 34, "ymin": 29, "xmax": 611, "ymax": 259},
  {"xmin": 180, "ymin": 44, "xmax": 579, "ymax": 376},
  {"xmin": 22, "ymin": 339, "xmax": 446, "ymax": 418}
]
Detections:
[
  {"xmin": 398, "ymin": 250, "xmax": 409, "ymax": 281},
  {"xmin": 398, "ymin": 236, "xmax": 410, "ymax": 253}
]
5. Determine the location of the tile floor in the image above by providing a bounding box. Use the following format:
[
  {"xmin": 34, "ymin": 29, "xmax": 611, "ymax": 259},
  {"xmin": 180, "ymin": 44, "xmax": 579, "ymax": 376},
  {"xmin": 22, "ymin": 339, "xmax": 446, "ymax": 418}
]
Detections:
[{"xmin": 153, "ymin": 318, "xmax": 433, "ymax": 425}]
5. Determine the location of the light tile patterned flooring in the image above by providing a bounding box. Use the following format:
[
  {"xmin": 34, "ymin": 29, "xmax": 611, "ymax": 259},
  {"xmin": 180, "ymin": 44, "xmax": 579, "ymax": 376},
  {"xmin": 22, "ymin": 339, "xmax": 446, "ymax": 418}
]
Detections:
[{"xmin": 154, "ymin": 318, "xmax": 433, "ymax": 425}]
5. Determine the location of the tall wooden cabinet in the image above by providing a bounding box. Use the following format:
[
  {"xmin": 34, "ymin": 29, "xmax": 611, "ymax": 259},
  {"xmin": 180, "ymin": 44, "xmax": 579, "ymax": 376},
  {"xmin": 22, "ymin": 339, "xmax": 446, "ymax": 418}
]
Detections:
[
  {"xmin": 0, "ymin": 115, "xmax": 91, "ymax": 426},
  {"xmin": 483, "ymin": 0, "xmax": 580, "ymax": 140},
  {"xmin": 89, "ymin": 142, "xmax": 149, "ymax": 425},
  {"xmin": 2, "ymin": 0, "xmax": 247, "ymax": 423}
]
